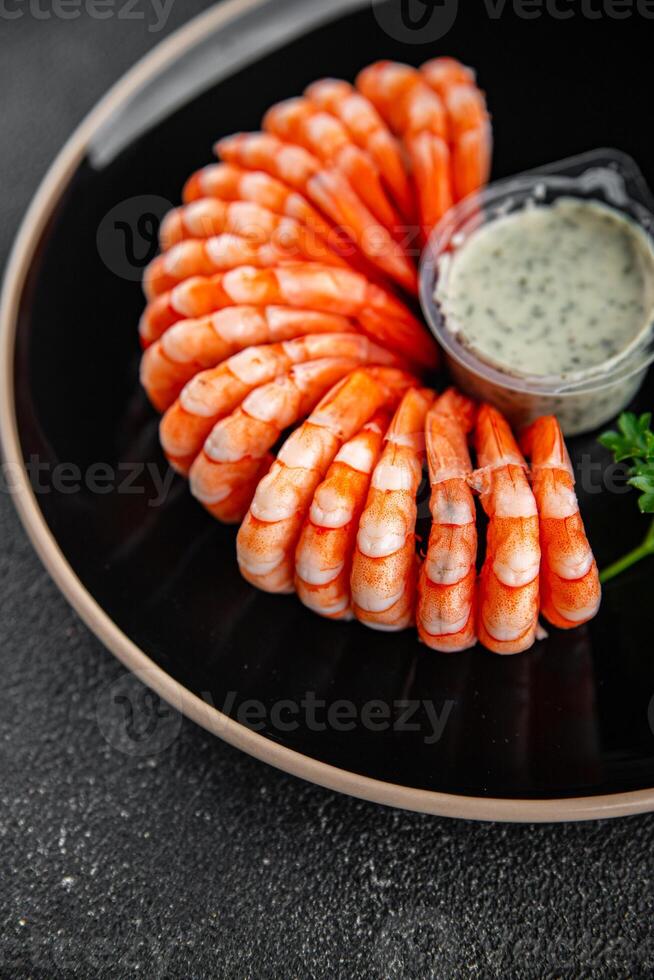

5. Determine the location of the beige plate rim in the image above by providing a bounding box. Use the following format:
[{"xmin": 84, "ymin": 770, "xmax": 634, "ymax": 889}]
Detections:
[{"xmin": 1, "ymin": 0, "xmax": 652, "ymax": 823}]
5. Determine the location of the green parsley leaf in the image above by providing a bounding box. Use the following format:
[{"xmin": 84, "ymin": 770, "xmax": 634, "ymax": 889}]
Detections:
[
  {"xmin": 598, "ymin": 411, "xmax": 654, "ymax": 581},
  {"xmin": 598, "ymin": 411, "xmax": 654, "ymax": 462}
]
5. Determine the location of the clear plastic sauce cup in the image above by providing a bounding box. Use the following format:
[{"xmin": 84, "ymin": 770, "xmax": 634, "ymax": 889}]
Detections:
[{"xmin": 419, "ymin": 149, "xmax": 654, "ymax": 436}]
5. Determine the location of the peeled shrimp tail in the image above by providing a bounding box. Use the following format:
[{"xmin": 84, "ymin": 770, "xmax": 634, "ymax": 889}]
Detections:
[
  {"xmin": 417, "ymin": 388, "xmax": 478, "ymax": 652},
  {"xmin": 237, "ymin": 367, "xmax": 417, "ymax": 593},
  {"xmin": 294, "ymin": 412, "xmax": 390, "ymax": 620},
  {"xmin": 521, "ymin": 415, "xmax": 601, "ymax": 630},
  {"xmin": 350, "ymin": 386, "xmax": 435, "ymax": 631},
  {"xmin": 471, "ymin": 404, "xmax": 541, "ymax": 655}
]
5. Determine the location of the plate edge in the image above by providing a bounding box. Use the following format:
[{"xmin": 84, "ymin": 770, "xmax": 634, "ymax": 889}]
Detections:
[{"xmin": 1, "ymin": 0, "xmax": 654, "ymax": 823}]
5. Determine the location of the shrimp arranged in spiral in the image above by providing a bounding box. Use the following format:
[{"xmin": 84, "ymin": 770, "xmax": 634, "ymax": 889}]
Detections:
[
  {"xmin": 417, "ymin": 389, "xmax": 478, "ymax": 652},
  {"xmin": 471, "ymin": 405, "xmax": 541, "ymax": 655},
  {"xmin": 357, "ymin": 61, "xmax": 452, "ymax": 241},
  {"xmin": 216, "ymin": 132, "xmax": 418, "ymax": 292},
  {"xmin": 183, "ymin": 163, "xmax": 335, "ymax": 240},
  {"xmin": 420, "ymin": 56, "xmax": 492, "ymax": 202},
  {"xmin": 351, "ymin": 386, "xmax": 434, "ymax": 631},
  {"xmin": 146, "ymin": 224, "xmax": 345, "ymax": 298},
  {"xmin": 521, "ymin": 415, "xmax": 601, "ymax": 629},
  {"xmin": 237, "ymin": 368, "xmax": 416, "ymax": 593},
  {"xmin": 190, "ymin": 357, "xmax": 377, "ymax": 523},
  {"xmin": 139, "ymin": 263, "xmax": 436, "ymax": 370},
  {"xmin": 140, "ymin": 306, "xmax": 356, "ymax": 412},
  {"xmin": 160, "ymin": 333, "xmax": 400, "ymax": 473},
  {"xmin": 263, "ymin": 97, "xmax": 403, "ymax": 236},
  {"xmin": 133, "ymin": 57, "xmax": 607, "ymax": 654},
  {"xmin": 305, "ymin": 78, "xmax": 415, "ymax": 221}
]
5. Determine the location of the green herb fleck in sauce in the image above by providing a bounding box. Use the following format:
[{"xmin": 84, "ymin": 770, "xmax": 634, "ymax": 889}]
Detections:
[{"xmin": 436, "ymin": 198, "xmax": 654, "ymax": 378}]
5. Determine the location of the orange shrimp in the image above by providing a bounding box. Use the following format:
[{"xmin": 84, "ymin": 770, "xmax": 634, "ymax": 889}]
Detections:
[
  {"xmin": 470, "ymin": 405, "xmax": 541, "ymax": 655},
  {"xmin": 294, "ymin": 412, "xmax": 390, "ymax": 620},
  {"xmin": 521, "ymin": 415, "xmax": 601, "ymax": 629},
  {"xmin": 263, "ymin": 97, "xmax": 403, "ymax": 235},
  {"xmin": 138, "ymin": 264, "xmax": 437, "ymax": 371},
  {"xmin": 420, "ymin": 56, "xmax": 477, "ymax": 91},
  {"xmin": 159, "ymin": 333, "xmax": 399, "ymax": 474},
  {"xmin": 350, "ymin": 386, "xmax": 434, "ymax": 631},
  {"xmin": 158, "ymin": 198, "xmax": 339, "ymax": 263},
  {"xmin": 182, "ymin": 163, "xmax": 335, "ymax": 240},
  {"xmin": 145, "ymin": 225, "xmax": 344, "ymax": 299},
  {"xmin": 357, "ymin": 61, "xmax": 452, "ymax": 242},
  {"xmin": 140, "ymin": 306, "xmax": 356, "ymax": 413},
  {"xmin": 421, "ymin": 56, "xmax": 492, "ymax": 201},
  {"xmin": 236, "ymin": 368, "xmax": 416, "ymax": 593},
  {"xmin": 305, "ymin": 78, "xmax": 415, "ymax": 222},
  {"xmin": 216, "ymin": 132, "xmax": 418, "ymax": 293},
  {"xmin": 417, "ymin": 388, "xmax": 478, "ymax": 652},
  {"xmin": 189, "ymin": 358, "xmax": 363, "ymax": 523}
]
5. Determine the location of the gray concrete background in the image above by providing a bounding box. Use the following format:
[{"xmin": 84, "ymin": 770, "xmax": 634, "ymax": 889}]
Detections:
[{"xmin": 1, "ymin": 4, "xmax": 654, "ymax": 977}]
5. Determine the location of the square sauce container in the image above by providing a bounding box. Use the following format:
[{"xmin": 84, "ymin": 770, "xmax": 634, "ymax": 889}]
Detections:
[{"xmin": 419, "ymin": 149, "xmax": 654, "ymax": 435}]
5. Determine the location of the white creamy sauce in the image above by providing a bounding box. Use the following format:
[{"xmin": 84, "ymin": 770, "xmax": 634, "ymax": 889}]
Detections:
[{"xmin": 436, "ymin": 197, "xmax": 654, "ymax": 378}]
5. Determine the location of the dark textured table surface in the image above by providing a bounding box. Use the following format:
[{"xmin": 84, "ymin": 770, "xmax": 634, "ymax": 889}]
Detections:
[{"xmin": 2, "ymin": 5, "xmax": 654, "ymax": 978}]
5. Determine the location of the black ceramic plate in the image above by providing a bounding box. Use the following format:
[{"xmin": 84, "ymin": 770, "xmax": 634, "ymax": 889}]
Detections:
[{"xmin": 3, "ymin": 0, "xmax": 654, "ymax": 821}]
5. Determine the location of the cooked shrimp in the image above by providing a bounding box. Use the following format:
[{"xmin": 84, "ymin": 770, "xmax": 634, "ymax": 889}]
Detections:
[
  {"xmin": 139, "ymin": 306, "xmax": 356, "ymax": 412},
  {"xmin": 189, "ymin": 358, "xmax": 369, "ymax": 523},
  {"xmin": 417, "ymin": 388, "xmax": 478, "ymax": 652},
  {"xmin": 263, "ymin": 97, "xmax": 403, "ymax": 235},
  {"xmin": 237, "ymin": 368, "xmax": 416, "ymax": 593},
  {"xmin": 420, "ymin": 56, "xmax": 476, "ymax": 92},
  {"xmin": 159, "ymin": 333, "xmax": 399, "ymax": 473},
  {"xmin": 182, "ymin": 163, "xmax": 335, "ymax": 241},
  {"xmin": 183, "ymin": 162, "xmax": 372, "ymax": 273},
  {"xmin": 294, "ymin": 412, "xmax": 389, "ymax": 620},
  {"xmin": 145, "ymin": 225, "xmax": 344, "ymax": 299},
  {"xmin": 305, "ymin": 78, "xmax": 415, "ymax": 222},
  {"xmin": 216, "ymin": 132, "xmax": 418, "ymax": 293},
  {"xmin": 470, "ymin": 405, "xmax": 541, "ymax": 655},
  {"xmin": 357, "ymin": 61, "xmax": 452, "ymax": 241},
  {"xmin": 158, "ymin": 198, "xmax": 339, "ymax": 264},
  {"xmin": 421, "ymin": 57, "xmax": 491, "ymax": 201},
  {"xmin": 139, "ymin": 264, "xmax": 437, "ymax": 371},
  {"xmin": 350, "ymin": 386, "xmax": 434, "ymax": 631},
  {"xmin": 521, "ymin": 415, "xmax": 601, "ymax": 629}
]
